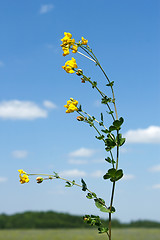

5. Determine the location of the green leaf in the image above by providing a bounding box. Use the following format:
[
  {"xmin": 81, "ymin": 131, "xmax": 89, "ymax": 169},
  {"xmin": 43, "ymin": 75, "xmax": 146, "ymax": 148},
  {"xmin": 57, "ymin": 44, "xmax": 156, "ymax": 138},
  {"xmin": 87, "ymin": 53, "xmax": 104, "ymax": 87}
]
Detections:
[
  {"xmin": 72, "ymin": 180, "xmax": 75, "ymax": 185},
  {"xmin": 115, "ymin": 169, "xmax": 123, "ymax": 181},
  {"xmin": 101, "ymin": 96, "xmax": 112, "ymax": 104},
  {"xmin": 92, "ymin": 81, "xmax": 97, "ymax": 88},
  {"xmin": 105, "ymin": 157, "xmax": 112, "ymax": 163},
  {"xmin": 108, "ymin": 168, "xmax": 116, "ymax": 176},
  {"xmin": 78, "ymin": 105, "xmax": 82, "ymax": 111},
  {"xmin": 53, "ymin": 172, "xmax": 59, "ymax": 178},
  {"xmin": 113, "ymin": 117, "xmax": 124, "ymax": 129},
  {"xmin": 105, "ymin": 138, "xmax": 116, "ymax": 148},
  {"xmin": 98, "ymin": 227, "xmax": 108, "ymax": 234},
  {"xmin": 92, "ymin": 192, "xmax": 97, "ymax": 198},
  {"xmin": 101, "ymin": 113, "xmax": 103, "ymax": 122},
  {"xmin": 106, "ymin": 81, "xmax": 114, "ymax": 87},
  {"xmin": 116, "ymin": 133, "xmax": 126, "ymax": 146},
  {"xmin": 86, "ymin": 193, "xmax": 94, "ymax": 199},
  {"xmin": 94, "ymin": 199, "xmax": 108, "ymax": 213},
  {"xmin": 95, "ymin": 135, "xmax": 104, "ymax": 140},
  {"xmin": 109, "ymin": 125, "xmax": 117, "ymax": 132},
  {"xmin": 107, "ymin": 110, "xmax": 114, "ymax": 115},
  {"xmin": 65, "ymin": 181, "xmax": 72, "ymax": 187},
  {"xmin": 81, "ymin": 178, "xmax": 87, "ymax": 191},
  {"xmin": 101, "ymin": 129, "xmax": 110, "ymax": 134},
  {"xmin": 107, "ymin": 206, "xmax": 116, "ymax": 213},
  {"xmin": 84, "ymin": 215, "xmax": 102, "ymax": 227}
]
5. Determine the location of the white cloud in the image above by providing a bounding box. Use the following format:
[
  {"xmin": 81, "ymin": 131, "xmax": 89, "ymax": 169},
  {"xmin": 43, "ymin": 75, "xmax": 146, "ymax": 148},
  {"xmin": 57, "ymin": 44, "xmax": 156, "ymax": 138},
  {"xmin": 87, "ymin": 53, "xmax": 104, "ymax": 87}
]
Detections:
[
  {"xmin": 68, "ymin": 159, "xmax": 88, "ymax": 165},
  {"xmin": 90, "ymin": 170, "xmax": 105, "ymax": 178},
  {"xmin": 69, "ymin": 148, "xmax": 95, "ymax": 158},
  {"xmin": 149, "ymin": 164, "xmax": 160, "ymax": 172},
  {"xmin": 60, "ymin": 169, "xmax": 86, "ymax": 178},
  {"xmin": 12, "ymin": 150, "xmax": 28, "ymax": 159},
  {"xmin": 43, "ymin": 100, "xmax": 57, "ymax": 109},
  {"xmin": 92, "ymin": 158, "xmax": 105, "ymax": 163},
  {"xmin": 39, "ymin": 4, "xmax": 54, "ymax": 14},
  {"xmin": 122, "ymin": 174, "xmax": 135, "ymax": 181},
  {"xmin": 0, "ymin": 177, "xmax": 7, "ymax": 183},
  {"xmin": 0, "ymin": 100, "xmax": 47, "ymax": 120},
  {"xmin": 124, "ymin": 126, "xmax": 160, "ymax": 143},
  {"xmin": 152, "ymin": 184, "xmax": 160, "ymax": 189},
  {"xmin": 0, "ymin": 61, "xmax": 4, "ymax": 67}
]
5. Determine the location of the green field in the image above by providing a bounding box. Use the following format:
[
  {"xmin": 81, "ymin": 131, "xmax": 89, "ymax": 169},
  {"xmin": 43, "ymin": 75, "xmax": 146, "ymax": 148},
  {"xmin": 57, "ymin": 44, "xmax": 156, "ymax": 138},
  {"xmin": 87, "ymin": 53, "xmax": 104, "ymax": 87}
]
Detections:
[{"xmin": 0, "ymin": 229, "xmax": 160, "ymax": 240}]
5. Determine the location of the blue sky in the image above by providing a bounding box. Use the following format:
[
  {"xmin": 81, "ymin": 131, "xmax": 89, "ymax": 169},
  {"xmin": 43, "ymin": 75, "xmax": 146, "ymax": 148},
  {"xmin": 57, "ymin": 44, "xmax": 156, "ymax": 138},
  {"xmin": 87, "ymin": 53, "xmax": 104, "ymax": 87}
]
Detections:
[{"xmin": 0, "ymin": 0, "xmax": 160, "ymax": 223}]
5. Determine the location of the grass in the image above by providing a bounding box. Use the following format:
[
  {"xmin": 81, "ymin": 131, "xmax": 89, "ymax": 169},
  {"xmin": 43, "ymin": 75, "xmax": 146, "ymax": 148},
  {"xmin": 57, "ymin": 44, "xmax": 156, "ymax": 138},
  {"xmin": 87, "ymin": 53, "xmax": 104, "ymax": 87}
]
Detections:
[{"xmin": 0, "ymin": 228, "xmax": 160, "ymax": 240}]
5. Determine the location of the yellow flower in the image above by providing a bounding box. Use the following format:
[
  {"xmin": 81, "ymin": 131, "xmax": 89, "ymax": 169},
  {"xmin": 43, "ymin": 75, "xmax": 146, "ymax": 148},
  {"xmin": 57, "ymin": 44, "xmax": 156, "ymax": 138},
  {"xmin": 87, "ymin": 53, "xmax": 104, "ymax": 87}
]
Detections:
[
  {"xmin": 18, "ymin": 169, "xmax": 26, "ymax": 174},
  {"xmin": 62, "ymin": 57, "xmax": 77, "ymax": 74},
  {"xmin": 61, "ymin": 32, "xmax": 78, "ymax": 56},
  {"xmin": 18, "ymin": 169, "xmax": 29, "ymax": 184},
  {"xmin": 64, "ymin": 98, "xmax": 78, "ymax": 113},
  {"xmin": 72, "ymin": 45, "xmax": 78, "ymax": 53},
  {"xmin": 81, "ymin": 37, "xmax": 88, "ymax": 45}
]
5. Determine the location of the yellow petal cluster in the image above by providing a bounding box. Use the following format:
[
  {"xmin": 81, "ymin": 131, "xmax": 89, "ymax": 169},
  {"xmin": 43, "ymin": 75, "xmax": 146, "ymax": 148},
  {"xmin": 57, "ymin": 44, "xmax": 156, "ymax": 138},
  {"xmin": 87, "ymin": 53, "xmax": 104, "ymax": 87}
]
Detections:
[
  {"xmin": 64, "ymin": 98, "xmax": 78, "ymax": 113},
  {"xmin": 18, "ymin": 169, "xmax": 29, "ymax": 184},
  {"xmin": 61, "ymin": 32, "xmax": 78, "ymax": 56},
  {"xmin": 81, "ymin": 37, "xmax": 88, "ymax": 45},
  {"xmin": 62, "ymin": 57, "xmax": 77, "ymax": 74}
]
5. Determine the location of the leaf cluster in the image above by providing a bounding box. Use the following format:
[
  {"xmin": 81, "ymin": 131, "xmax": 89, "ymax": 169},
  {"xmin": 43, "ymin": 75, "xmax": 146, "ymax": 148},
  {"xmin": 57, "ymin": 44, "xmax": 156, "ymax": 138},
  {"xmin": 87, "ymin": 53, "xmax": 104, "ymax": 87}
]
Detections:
[{"xmin": 103, "ymin": 168, "xmax": 123, "ymax": 182}]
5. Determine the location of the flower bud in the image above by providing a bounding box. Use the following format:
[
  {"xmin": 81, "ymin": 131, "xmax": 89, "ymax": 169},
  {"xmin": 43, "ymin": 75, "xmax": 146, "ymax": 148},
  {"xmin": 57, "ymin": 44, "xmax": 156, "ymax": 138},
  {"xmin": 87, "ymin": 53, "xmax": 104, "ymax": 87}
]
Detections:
[
  {"xmin": 76, "ymin": 69, "xmax": 83, "ymax": 76},
  {"xmin": 81, "ymin": 77, "xmax": 85, "ymax": 83},
  {"xmin": 36, "ymin": 177, "xmax": 43, "ymax": 184},
  {"xmin": 77, "ymin": 116, "xmax": 84, "ymax": 121}
]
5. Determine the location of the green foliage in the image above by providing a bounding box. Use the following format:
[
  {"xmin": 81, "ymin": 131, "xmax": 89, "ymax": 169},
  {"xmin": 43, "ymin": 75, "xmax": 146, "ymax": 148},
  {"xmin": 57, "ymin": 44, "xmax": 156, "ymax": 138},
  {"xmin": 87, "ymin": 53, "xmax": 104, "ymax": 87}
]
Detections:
[
  {"xmin": 116, "ymin": 133, "xmax": 125, "ymax": 146},
  {"xmin": 98, "ymin": 227, "xmax": 109, "ymax": 234},
  {"xmin": 65, "ymin": 180, "xmax": 75, "ymax": 187},
  {"xmin": 81, "ymin": 179, "xmax": 87, "ymax": 191},
  {"xmin": 86, "ymin": 192, "xmax": 97, "ymax": 199},
  {"xmin": 53, "ymin": 172, "xmax": 59, "ymax": 178},
  {"xmin": 92, "ymin": 81, "xmax": 97, "ymax": 88},
  {"xmin": 94, "ymin": 198, "xmax": 108, "ymax": 213},
  {"xmin": 0, "ymin": 211, "xmax": 160, "ymax": 230},
  {"xmin": 106, "ymin": 81, "xmax": 114, "ymax": 87},
  {"xmin": 78, "ymin": 105, "xmax": 82, "ymax": 111},
  {"xmin": 83, "ymin": 215, "xmax": 102, "ymax": 227},
  {"xmin": 103, "ymin": 168, "xmax": 123, "ymax": 182},
  {"xmin": 101, "ymin": 96, "xmax": 112, "ymax": 104}
]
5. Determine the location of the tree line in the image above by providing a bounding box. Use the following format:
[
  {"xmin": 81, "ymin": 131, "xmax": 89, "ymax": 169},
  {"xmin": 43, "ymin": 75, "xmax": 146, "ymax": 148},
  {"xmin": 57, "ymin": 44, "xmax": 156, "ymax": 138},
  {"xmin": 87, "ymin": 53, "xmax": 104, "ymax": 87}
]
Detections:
[{"xmin": 0, "ymin": 211, "xmax": 159, "ymax": 229}]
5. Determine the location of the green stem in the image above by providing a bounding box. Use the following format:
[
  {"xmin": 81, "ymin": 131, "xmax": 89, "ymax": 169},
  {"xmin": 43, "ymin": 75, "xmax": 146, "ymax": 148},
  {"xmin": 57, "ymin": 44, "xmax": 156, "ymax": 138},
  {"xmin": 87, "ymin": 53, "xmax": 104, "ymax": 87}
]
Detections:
[
  {"xmin": 79, "ymin": 46, "xmax": 118, "ymax": 120},
  {"xmin": 28, "ymin": 173, "xmax": 108, "ymax": 209},
  {"xmin": 79, "ymin": 72, "xmax": 115, "ymax": 121},
  {"xmin": 108, "ymin": 181, "xmax": 116, "ymax": 240}
]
